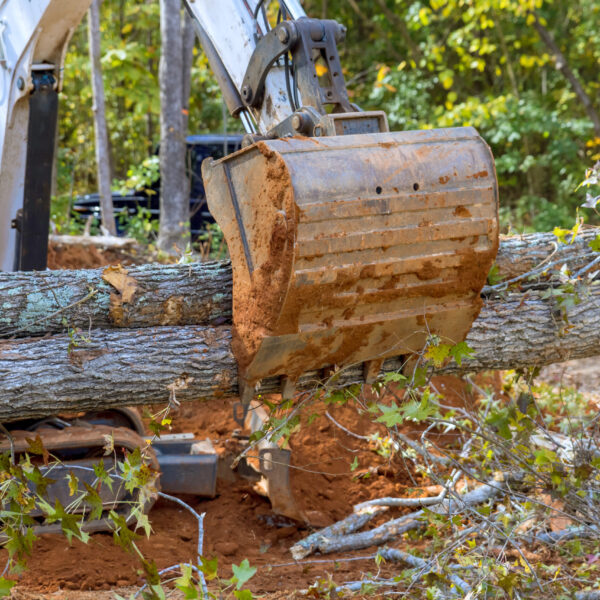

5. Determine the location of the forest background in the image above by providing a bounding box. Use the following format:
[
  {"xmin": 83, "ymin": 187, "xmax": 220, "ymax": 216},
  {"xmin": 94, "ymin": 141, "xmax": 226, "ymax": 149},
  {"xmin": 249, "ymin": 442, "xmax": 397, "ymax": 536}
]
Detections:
[{"xmin": 53, "ymin": 0, "xmax": 600, "ymax": 235}]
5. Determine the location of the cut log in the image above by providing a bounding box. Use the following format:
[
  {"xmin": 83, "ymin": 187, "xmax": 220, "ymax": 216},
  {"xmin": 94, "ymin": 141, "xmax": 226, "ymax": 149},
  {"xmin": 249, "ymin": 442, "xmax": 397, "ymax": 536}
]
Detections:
[
  {"xmin": 495, "ymin": 228, "xmax": 598, "ymax": 280},
  {"xmin": 0, "ymin": 261, "xmax": 232, "ymax": 337},
  {"xmin": 0, "ymin": 283, "xmax": 599, "ymax": 420},
  {"xmin": 0, "ymin": 229, "xmax": 599, "ymax": 420},
  {"xmin": 2, "ymin": 228, "xmax": 598, "ymax": 338},
  {"xmin": 48, "ymin": 234, "xmax": 137, "ymax": 249}
]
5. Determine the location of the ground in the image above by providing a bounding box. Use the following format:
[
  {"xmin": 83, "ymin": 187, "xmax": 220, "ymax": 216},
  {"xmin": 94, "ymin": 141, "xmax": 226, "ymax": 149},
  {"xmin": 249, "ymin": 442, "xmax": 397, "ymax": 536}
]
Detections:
[{"xmin": 5, "ymin": 241, "xmax": 599, "ymax": 599}]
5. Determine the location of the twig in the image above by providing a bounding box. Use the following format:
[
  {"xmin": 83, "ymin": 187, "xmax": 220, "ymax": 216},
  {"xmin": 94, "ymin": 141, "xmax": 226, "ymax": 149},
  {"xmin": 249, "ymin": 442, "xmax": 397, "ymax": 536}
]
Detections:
[
  {"xmin": 394, "ymin": 431, "xmax": 450, "ymax": 466},
  {"xmin": 523, "ymin": 525, "xmax": 599, "ymax": 545},
  {"xmin": 353, "ymin": 490, "xmax": 449, "ymax": 511},
  {"xmin": 331, "ymin": 548, "xmax": 471, "ymax": 596},
  {"xmin": 379, "ymin": 547, "xmax": 472, "ymax": 594},
  {"xmin": 325, "ymin": 410, "xmax": 370, "ymax": 440},
  {"xmin": 482, "ymin": 241, "xmax": 558, "ymax": 292},
  {"xmin": 574, "ymin": 254, "xmax": 600, "ymax": 278},
  {"xmin": 576, "ymin": 592, "xmax": 600, "ymax": 600},
  {"xmin": 290, "ymin": 505, "xmax": 388, "ymax": 560},
  {"xmin": 133, "ymin": 563, "xmax": 204, "ymax": 599},
  {"xmin": 291, "ymin": 477, "xmax": 506, "ymax": 557},
  {"xmin": 157, "ymin": 492, "xmax": 207, "ymax": 596}
]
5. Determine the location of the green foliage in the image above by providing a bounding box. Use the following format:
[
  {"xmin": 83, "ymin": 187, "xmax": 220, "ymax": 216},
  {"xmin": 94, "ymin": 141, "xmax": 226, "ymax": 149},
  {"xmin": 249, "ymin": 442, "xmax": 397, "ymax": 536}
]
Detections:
[
  {"xmin": 57, "ymin": 0, "xmax": 232, "ymax": 202},
  {"xmin": 195, "ymin": 223, "xmax": 227, "ymax": 260},
  {"xmin": 116, "ymin": 155, "xmax": 160, "ymax": 195},
  {"xmin": 230, "ymin": 559, "xmax": 257, "ymax": 590},
  {"xmin": 304, "ymin": 0, "xmax": 600, "ymax": 231},
  {"xmin": 55, "ymin": 0, "xmax": 600, "ymax": 233},
  {"xmin": 118, "ymin": 206, "xmax": 159, "ymax": 245}
]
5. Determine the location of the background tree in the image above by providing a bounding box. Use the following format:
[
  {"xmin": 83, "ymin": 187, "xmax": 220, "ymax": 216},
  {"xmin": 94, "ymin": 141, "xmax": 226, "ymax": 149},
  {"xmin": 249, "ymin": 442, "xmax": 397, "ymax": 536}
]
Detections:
[
  {"xmin": 157, "ymin": 0, "xmax": 189, "ymax": 254},
  {"xmin": 87, "ymin": 0, "xmax": 116, "ymax": 236}
]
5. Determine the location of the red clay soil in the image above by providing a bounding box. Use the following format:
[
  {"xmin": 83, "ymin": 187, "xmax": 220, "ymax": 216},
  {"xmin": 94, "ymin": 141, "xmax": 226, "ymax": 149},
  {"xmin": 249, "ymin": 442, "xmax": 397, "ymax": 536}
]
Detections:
[
  {"xmin": 2, "ymin": 381, "xmax": 475, "ymax": 596},
  {"xmin": 47, "ymin": 242, "xmax": 143, "ymax": 270}
]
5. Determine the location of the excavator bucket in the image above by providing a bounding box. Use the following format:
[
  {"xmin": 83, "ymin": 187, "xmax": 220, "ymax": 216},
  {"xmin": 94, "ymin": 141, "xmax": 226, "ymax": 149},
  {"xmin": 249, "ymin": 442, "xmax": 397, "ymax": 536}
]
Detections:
[{"xmin": 203, "ymin": 126, "xmax": 499, "ymax": 393}]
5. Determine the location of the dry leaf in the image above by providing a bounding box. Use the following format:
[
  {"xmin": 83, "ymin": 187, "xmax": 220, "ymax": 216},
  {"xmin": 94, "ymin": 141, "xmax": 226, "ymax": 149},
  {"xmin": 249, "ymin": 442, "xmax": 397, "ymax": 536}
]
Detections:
[{"xmin": 102, "ymin": 265, "xmax": 138, "ymax": 303}]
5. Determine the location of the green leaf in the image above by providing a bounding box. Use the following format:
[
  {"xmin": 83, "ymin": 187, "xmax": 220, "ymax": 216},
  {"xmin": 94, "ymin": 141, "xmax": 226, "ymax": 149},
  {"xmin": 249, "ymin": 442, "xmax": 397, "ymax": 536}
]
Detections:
[
  {"xmin": 401, "ymin": 398, "xmax": 437, "ymax": 422},
  {"xmin": 175, "ymin": 564, "xmax": 199, "ymax": 600},
  {"xmin": 199, "ymin": 556, "xmax": 219, "ymax": 581},
  {"xmin": 142, "ymin": 584, "xmax": 166, "ymax": 600},
  {"xmin": 487, "ymin": 263, "xmax": 502, "ymax": 285},
  {"xmin": 93, "ymin": 459, "xmax": 114, "ymax": 492},
  {"xmin": 439, "ymin": 69, "xmax": 454, "ymax": 89},
  {"xmin": 24, "ymin": 465, "xmax": 55, "ymax": 497},
  {"xmin": 135, "ymin": 511, "xmax": 153, "ymax": 538},
  {"xmin": 82, "ymin": 482, "xmax": 104, "ymax": 521},
  {"xmin": 425, "ymin": 342, "xmax": 451, "ymax": 367},
  {"xmin": 0, "ymin": 577, "xmax": 15, "ymax": 597},
  {"xmin": 376, "ymin": 402, "xmax": 404, "ymax": 427},
  {"xmin": 25, "ymin": 435, "xmax": 49, "ymax": 465},
  {"xmin": 534, "ymin": 448, "xmax": 558, "ymax": 466},
  {"xmin": 44, "ymin": 499, "xmax": 88, "ymax": 544},
  {"xmin": 448, "ymin": 341, "xmax": 474, "ymax": 366},
  {"xmin": 350, "ymin": 456, "xmax": 359, "ymax": 472},
  {"xmin": 68, "ymin": 472, "xmax": 79, "ymax": 497},
  {"xmin": 486, "ymin": 409, "xmax": 512, "ymax": 440},
  {"xmin": 231, "ymin": 559, "xmax": 257, "ymax": 590},
  {"xmin": 234, "ymin": 591, "xmax": 254, "ymax": 600},
  {"xmin": 382, "ymin": 372, "xmax": 407, "ymax": 384},
  {"xmin": 109, "ymin": 510, "xmax": 140, "ymax": 552},
  {"xmin": 589, "ymin": 235, "xmax": 600, "ymax": 253}
]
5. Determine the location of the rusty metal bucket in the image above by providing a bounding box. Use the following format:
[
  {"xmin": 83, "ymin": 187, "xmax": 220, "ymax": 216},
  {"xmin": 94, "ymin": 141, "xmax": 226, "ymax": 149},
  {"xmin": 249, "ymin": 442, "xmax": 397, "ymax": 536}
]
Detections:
[{"xmin": 203, "ymin": 127, "xmax": 499, "ymax": 394}]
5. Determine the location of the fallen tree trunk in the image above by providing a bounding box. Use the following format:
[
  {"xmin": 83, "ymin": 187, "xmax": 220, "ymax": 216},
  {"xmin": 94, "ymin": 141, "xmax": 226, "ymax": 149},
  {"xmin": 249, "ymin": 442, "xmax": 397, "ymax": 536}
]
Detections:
[
  {"xmin": 1, "ymin": 228, "xmax": 597, "ymax": 338},
  {"xmin": 0, "ymin": 262, "xmax": 232, "ymax": 337},
  {"xmin": 49, "ymin": 234, "xmax": 137, "ymax": 249},
  {"xmin": 495, "ymin": 228, "xmax": 598, "ymax": 280},
  {"xmin": 1, "ymin": 283, "xmax": 599, "ymax": 420},
  {"xmin": 0, "ymin": 229, "xmax": 599, "ymax": 420}
]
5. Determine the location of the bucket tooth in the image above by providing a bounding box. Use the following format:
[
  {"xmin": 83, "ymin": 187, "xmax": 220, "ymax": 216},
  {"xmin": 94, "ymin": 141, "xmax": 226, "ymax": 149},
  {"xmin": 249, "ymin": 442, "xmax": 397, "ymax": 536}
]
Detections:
[
  {"xmin": 281, "ymin": 376, "xmax": 297, "ymax": 400},
  {"xmin": 204, "ymin": 127, "xmax": 499, "ymax": 392},
  {"xmin": 234, "ymin": 379, "xmax": 258, "ymax": 426},
  {"xmin": 364, "ymin": 359, "xmax": 384, "ymax": 385}
]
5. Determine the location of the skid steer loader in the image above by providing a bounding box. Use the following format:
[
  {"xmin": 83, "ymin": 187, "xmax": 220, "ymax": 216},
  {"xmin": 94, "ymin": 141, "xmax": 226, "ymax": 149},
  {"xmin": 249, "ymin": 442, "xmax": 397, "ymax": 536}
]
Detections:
[{"xmin": 0, "ymin": 0, "xmax": 499, "ymax": 524}]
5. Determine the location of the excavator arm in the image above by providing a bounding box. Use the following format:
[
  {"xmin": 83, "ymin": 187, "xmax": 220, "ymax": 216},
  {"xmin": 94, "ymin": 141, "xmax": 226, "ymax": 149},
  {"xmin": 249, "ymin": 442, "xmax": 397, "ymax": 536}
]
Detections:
[{"xmin": 0, "ymin": 0, "xmax": 307, "ymax": 271}]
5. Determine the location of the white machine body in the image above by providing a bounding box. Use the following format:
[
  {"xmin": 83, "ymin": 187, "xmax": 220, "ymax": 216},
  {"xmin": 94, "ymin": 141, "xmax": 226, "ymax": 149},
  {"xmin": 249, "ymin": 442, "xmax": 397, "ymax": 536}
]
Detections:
[{"xmin": 0, "ymin": 0, "xmax": 305, "ymax": 271}]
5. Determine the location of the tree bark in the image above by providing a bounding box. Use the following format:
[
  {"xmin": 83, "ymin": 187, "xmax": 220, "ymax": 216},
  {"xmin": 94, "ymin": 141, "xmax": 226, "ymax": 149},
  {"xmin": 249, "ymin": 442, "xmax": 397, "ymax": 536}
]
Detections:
[
  {"xmin": 181, "ymin": 10, "xmax": 195, "ymax": 136},
  {"xmin": 181, "ymin": 9, "xmax": 195, "ymax": 205},
  {"xmin": 158, "ymin": 0, "xmax": 190, "ymax": 254},
  {"xmin": 87, "ymin": 0, "xmax": 117, "ymax": 237},
  {"xmin": 0, "ymin": 261, "xmax": 232, "ymax": 337},
  {"xmin": 1, "ymin": 280, "xmax": 600, "ymax": 420},
  {"xmin": 0, "ymin": 229, "xmax": 599, "ymax": 419},
  {"xmin": 495, "ymin": 228, "xmax": 598, "ymax": 280}
]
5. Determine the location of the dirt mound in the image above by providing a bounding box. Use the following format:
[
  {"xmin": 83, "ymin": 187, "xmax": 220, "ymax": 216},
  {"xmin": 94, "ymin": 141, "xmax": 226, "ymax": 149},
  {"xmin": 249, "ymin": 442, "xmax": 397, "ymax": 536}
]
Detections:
[
  {"xmin": 3, "ymin": 394, "xmax": 409, "ymax": 595},
  {"xmin": 3, "ymin": 380, "xmax": 474, "ymax": 595},
  {"xmin": 47, "ymin": 242, "xmax": 142, "ymax": 270}
]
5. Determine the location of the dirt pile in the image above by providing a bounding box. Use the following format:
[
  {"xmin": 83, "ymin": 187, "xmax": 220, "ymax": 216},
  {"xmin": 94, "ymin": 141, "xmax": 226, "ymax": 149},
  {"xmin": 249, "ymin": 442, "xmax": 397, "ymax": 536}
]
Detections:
[
  {"xmin": 47, "ymin": 242, "xmax": 143, "ymax": 270},
  {"xmin": 2, "ymin": 378, "xmax": 477, "ymax": 596},
  {"xmin": 0, "ymin": 400, "xmax": 381, "ymax": 595}
]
